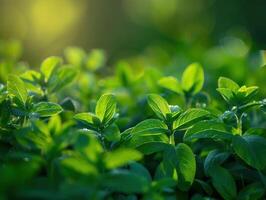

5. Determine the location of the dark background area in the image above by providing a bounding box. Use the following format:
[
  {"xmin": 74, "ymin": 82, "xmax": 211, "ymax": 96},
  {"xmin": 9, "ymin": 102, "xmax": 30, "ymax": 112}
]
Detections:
[{"xmin": 0, "ymin": 0, "xmax": 265, "ymax": 65}]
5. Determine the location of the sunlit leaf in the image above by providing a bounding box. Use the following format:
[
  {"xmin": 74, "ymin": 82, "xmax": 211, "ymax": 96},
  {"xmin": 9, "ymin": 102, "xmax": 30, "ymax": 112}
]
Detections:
[
  {"xmin": 104, "ymin": 149, "xmax": 142, "ymax": 169},
  {"xmin": 32, "ymin": 102, "xmax": 63, "ymax": 117},
  {"xmin": 181, "ymin": 63, "xmax": 204, "ymax": 94},
  {"xmin": 147, "ymin": 94, "xmax": 170, "ymax": 120},
  {"xmin": 173, "ymin": 108, "xmax": 209, "ymax": 130},
  {"xmin": 7, "ymin": 75, "xmax": 28, "ymax": 106},
  {"xmin": 95, "ymin": 94, "xmax": 117, "ymax": 124}
]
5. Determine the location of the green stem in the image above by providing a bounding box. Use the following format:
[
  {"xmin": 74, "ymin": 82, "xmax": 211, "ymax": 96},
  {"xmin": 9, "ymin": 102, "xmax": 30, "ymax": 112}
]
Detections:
[
  {"xmin": 236, "ymin": 114, "xmax": 242, "ymax": 135},
  {"xmin": 98, "ymin": 128, "xmax": 107, "ymax": 151},
  {"xmin": 185, "ymin": 93, "xmax": 192, "ymax": 108},
  {"xmin": 169, "ymin": 133, "xmax": 175, "ymax": 146}
]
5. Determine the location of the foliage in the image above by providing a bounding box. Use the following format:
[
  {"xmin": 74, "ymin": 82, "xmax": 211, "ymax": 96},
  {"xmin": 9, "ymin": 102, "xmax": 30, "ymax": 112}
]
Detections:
[{"xmin": 0, "ymin": 41, "xmax": 266, "ymax": 200}]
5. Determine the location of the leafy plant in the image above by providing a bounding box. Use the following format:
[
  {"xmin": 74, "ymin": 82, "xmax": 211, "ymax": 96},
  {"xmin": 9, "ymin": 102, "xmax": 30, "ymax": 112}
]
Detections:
[{"xmin": 0, "ymin": 44, "xmax": 265, "ymax": 200}]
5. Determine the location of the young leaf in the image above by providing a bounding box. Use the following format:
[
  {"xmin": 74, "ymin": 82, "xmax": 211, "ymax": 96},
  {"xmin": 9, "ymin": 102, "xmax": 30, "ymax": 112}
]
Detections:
[
  {"xmin": 216, "ymin": 88, "xmax": 235, "ymax": 103},
  {"xmin": 95, "ymin": 94, "xmax": 117, "ymax": 124},
  {"xmin": 232, "ymin": 135, "xmax": 266, "ymax": 170},
  {"xmin": 218, "ymin": 77, "xmax": 239, "ymax": 92},
  {"xmin": 147, "ymin": 94, "xmax": 170, "ymax": 120},
  {"xmin": 64, "ymin": 47, "xmax": 86, "ymax": 67},
  {"xmin": 209, "ymin": 165, "xmax": 237, "ymax": 200},
  {"xmin": 104, "ymin": 149, "xmax": 142, "ymax": 169},
  {"xmin": 103, "ymin": 123, "xmax": 121, "ymax": 142},
  {"xmin": 181, "ymin": 63, "xmax": 204, "ymax": 95},
  {"xmin": 47, "ymin": 67, "xmax": 77, "ymax": 93},
  {"xmin": 175, "ymin": 143, "xmax": 196, "ymax": 191},
  {"xmin": 158, "ymin": 76, "xmax": 183, "ymax": 95},
  {"xmin": 32, "ymin": 102, "xmax": 63, "ymax": 117},
  {"xmin": 173, "ymin": 108, "xmax": 209, "ymax": 130},
  {"xmin": 237, "ymin": 86, "xmax": 259, "ymax": 103},
  {"xmin": 40, "ymin": 56, "xmax": 62, "ymax": 81},
  {"xmin": 74, "ymin": 112, "xmax": 101, "ymax": 127},
  {"xmin": 7, "ymin": 75, "xmax": 28, "ymax": 106},
  {"xmin": 86, "ymin": 49, "xmax": 106, "ymax": 71}
]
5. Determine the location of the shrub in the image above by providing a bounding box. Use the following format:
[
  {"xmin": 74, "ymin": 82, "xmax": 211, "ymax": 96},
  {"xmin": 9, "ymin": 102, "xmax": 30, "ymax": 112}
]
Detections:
[{"xmin": 0, "ymin": 43, "xmax": 266, "ymax": 200}]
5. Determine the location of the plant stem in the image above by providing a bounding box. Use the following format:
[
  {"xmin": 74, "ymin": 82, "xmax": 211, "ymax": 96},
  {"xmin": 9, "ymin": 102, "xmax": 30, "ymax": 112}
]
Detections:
[
  {"xmin": 170, "ymin": 133, "xmax": 175, "ymax": 146},
  {"xmin": 234, "ymin": 112, "xmax": 242, "ymax": 135},
  {"xmin": 236, "ymin": 115, "xmax": 242, "ymax": 135}
]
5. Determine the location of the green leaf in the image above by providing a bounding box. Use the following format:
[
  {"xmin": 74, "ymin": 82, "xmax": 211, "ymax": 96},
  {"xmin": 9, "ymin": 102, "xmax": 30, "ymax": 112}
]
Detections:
[
  {"xmin": 173, "ymin": 108, "xmax": 209, "ymax": 130},
  {"xmin": 128, "ymin": 119, "xmax": 168, "ymax": 149},
  {"xmin": 7, "ymin": 75, "xmax": 28, "ymax": 106},
  {"xmin": 181, "ymin": 63, "xmax": 204, "ymax": 95},
  {"xmin": 60, "ymin": 98, "xmax": 76, "ymax": 112},
  {"xmin": 40, "ymin": 56, "xmax": 62, "ymax": 81},
  {"xmin": 209, "ymin": 165, "xmax": 237, "ymax": 200},
  {"xmin": 175, "ymin": 143, "xmax": 196, "ymax": 191},
  {"xmin": 218, "ymin": 77, "xmax": 240, "ymax": 92},
  {"xmin": 151, "ymin": 178, "xmax": 177, "ymax": 192},
  {"xmin": 116, "ymin": 61, "xmax": 133, "ymax": 86},
  {"xmin": 47, "ymin": 67, "xmax": 77, "ymax": 93},
  {"xmin": 95, "ymin": 94, "xmax": 117, "ymax": 124},
  {"xmin": 103, "ymin": 169, "xmax": 149, "ymax": 193},
  {"xmin": 15, "ymin": 121, "xmax": 52, "ymax": 152},
  {"xmin": 232, "ymin": 135, "xmax": 266, "ymax": 170},
  {"xmin": 61, "ymin": 156, "xmax": 98, "ymax": 176},
  {"xmin": 20, "ymin": 70, "xmax": 43, "ymax": 95},
  {"xmin": 194, "ymin": 179, "xmax": 213, "ymax": 195},
  {"xmin": 204, "ymin": 150, "xmax": 230, "ymax": 176},
  {"xmin": 86, "ymin": 49, "xmax": 106, "ymax": 71},
  {"xmin": 155, "ymin": 159, "xmax": 178, "ymax": 181},
  {"xmin": 129, "ymin": 162, "xmax": 152, "ymax": 182},
  {"xmin": 64, "ymin": 47, "xmax": 86, "ymax": 67},
  {"xmin": 103, "ymin": 123, "xmax": 121, "ymax": 142},
  {"xmin": 32, "ymin": 102, "xmax": 63, "ymax": 117},
  {"xmin": 158, "ymin": 76, "xmax": 183, "ymax": 95},
  {"xmin": 74, "ymin": 131, "xmax": 103, "ymax": 162},
  {"xmin": 184, "ymin": 120, "xmax": 233, "ymax": 142},
  {"xmin": 216, "ymin": 88, "xmax": 235, "ymax": 103},
  {"xmin": 147, "ymin": 94, "xmax": 170, "ymax": 120},
  {"xmin": 237, "ymin": 86, "xmax": 259, "ymax": 103},
  {"xmin": 237, "ymin": 182, "xmax": 265, "ymax": 200},
  {"xmin": 74, "ymin": 112, "xmax": 101, "ymax": 127},
  {"xmin": 104, "ymin": 149, "xmax": 142, "ymax": 169}
]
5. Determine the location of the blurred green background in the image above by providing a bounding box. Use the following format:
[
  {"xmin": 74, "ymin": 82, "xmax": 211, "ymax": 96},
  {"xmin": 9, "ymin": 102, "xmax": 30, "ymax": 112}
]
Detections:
[{"xmin": 0, "ymin": 0, "xmax": 265, "ymax": 65}]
